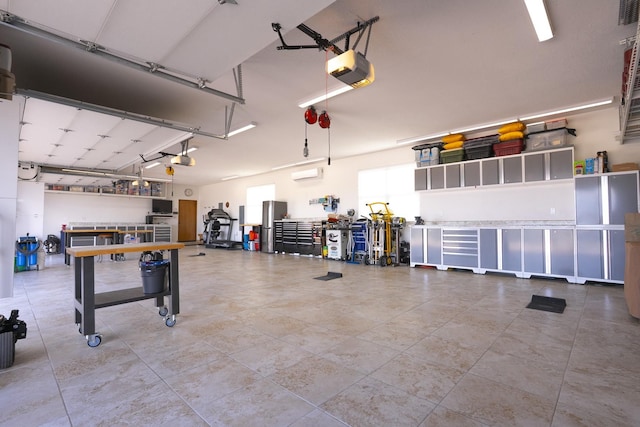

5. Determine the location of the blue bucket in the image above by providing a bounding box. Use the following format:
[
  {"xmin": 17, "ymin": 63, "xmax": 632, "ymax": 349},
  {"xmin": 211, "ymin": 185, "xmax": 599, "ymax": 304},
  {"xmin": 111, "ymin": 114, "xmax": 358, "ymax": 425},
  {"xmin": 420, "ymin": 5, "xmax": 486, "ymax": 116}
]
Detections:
[
  {"xmin": 28, "ymin": 242, "xmax": 38, "ymax": 265},
  {"xmin": 16, "ymin": 252, "xmax": 26, "ymax": 267}
]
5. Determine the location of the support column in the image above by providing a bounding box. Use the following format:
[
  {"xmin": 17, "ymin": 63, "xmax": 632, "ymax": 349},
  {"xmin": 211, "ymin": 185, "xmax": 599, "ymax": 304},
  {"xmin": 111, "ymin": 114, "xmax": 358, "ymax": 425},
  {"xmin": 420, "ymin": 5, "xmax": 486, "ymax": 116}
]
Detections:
[{"xmin": 0, "ymin": 97, "xmax": 21, "ymax": 298}]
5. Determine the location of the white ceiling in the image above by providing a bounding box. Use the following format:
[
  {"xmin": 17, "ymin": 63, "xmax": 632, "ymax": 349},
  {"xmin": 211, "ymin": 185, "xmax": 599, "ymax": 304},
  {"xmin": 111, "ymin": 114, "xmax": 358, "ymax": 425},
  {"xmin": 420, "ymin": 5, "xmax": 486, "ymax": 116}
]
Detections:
[{"xmin": 1, "ymin": 0, "xmax": 637, "ymax": 187}]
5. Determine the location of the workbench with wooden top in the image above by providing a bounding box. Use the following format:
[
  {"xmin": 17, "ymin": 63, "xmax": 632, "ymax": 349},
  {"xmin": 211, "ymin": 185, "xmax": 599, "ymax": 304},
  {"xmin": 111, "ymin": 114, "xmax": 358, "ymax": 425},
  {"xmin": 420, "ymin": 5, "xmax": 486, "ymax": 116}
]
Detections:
[{"xmin": 66, "ymin": 242, "xmax": 185, "ymax": 347}]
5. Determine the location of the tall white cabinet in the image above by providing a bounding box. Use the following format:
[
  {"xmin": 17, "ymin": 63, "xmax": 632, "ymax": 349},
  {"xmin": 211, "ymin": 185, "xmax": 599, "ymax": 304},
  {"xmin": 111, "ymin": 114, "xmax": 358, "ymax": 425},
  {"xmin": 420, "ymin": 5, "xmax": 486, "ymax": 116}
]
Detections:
[{"xmin": 575, "ymin": 171, "xmax": 639, "ymax": 283}]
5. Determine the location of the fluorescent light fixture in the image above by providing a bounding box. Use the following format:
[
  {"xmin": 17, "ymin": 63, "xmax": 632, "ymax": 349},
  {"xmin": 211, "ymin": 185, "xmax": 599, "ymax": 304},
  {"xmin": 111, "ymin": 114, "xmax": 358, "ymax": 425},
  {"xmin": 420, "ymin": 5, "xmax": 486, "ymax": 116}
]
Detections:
[
  {"xmin": 454, "ymin": 119, "xmax": 518, "ymax": 134},
  {"xmin": 221, "ymin": 175, "xmax": 239, "ymax": 181},
  {"xmin": 271, "ymin": 162, "xmax": 298, "ymax": 171},
  {"xmin": 524, "ymin": 0, "xmax": 553, "ymax": 42},
  {"xmin": 397, "ymin": 133, "xmax": 449, "ymax": 146},
  {"xmin": 227, "ymin": 122, "xmax": 257, "ymax": 137},
  {"xmin": 519, "ymin": 98, "xmax": 613, "ymax": 121},
  {"xmin": 298, "ymin": 86, "xmax": 353, "ymax": 108},
  {"xmin": 145, "ymin": 161, "xmax": 161, "ymax": 169},
  {"xmin": 271, "ymin": 157, "xmax": 325, "ymax": 171},
  {"xmin": 186, "ymin": 147, "xmax": 197, "ymax": 153}
]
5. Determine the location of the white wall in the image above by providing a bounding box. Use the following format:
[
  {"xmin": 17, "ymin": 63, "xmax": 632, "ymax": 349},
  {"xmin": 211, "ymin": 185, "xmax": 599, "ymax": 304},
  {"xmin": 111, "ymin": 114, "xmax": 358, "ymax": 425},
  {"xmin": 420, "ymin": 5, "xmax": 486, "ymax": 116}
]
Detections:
[
  {"xmin": 569, "ymin": 107, "xmax": 640, "ymax": 165},
  {"xmin": 0, "ymin": 98, "xmax": 21, "ymax": 298},
  {"xmin": 16, "ymin": 181, "xmax": 44, "ymax": 239},
  {"xmin": 44, "ymin": 192, "xmax": 152, "ymax": 234},
  {"xmin": 42, "ymin": 183, "xmax": 199, "ymax": 242},
  {"xmin": 198, "ymin": 147, "xmax": 413, "ymax": 241}
]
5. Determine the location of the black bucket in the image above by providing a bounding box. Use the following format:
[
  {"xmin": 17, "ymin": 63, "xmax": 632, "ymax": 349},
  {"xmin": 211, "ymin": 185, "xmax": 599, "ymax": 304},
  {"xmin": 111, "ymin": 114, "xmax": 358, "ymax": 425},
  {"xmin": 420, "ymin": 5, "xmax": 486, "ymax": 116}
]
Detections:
[{"xmin": 140, "ymin": 260, "xmax": 169, "ymax": 294}]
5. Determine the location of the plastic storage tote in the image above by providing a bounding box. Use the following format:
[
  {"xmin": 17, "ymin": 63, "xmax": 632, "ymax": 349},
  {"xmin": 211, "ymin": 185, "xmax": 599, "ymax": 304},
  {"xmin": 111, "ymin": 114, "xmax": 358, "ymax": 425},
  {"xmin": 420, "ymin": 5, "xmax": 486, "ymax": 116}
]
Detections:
[
  {"xmin": 493, "ymin": 139, "xmax": 524, "ymax": 156},
  {"xmin": 440, "ymin": 148, "xmax": 465, "ymax": 163},
  {"xmin": 464, "ymin": 134, "xmax": 499, "ymax": 160},
  {"xmin": 526, "ymin": 128, "xmax": 575, "ymax": 151}
]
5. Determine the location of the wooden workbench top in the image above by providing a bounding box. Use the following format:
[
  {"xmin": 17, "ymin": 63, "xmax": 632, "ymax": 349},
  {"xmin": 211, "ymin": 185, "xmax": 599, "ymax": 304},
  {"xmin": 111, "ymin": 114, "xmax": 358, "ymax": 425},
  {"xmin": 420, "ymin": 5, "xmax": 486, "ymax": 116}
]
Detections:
[{"xmin": 66, "ymin": 242, "xmax": 185, "ymax": 258}]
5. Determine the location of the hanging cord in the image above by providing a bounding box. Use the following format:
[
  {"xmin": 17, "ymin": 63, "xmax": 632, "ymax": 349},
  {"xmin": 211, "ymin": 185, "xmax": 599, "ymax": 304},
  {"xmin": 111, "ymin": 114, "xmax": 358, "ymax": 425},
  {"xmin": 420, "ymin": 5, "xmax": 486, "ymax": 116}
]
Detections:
[
  {"xmin": 327, "ymin": 127, "xmax": 331, "ymax": 165},
  {"xmin": 325, "ymin": 50, "xmax": 331, "ymax": 166},
  {"xmin": 303, "ymin": 119, "xmax": 309, "ymax": 157}
]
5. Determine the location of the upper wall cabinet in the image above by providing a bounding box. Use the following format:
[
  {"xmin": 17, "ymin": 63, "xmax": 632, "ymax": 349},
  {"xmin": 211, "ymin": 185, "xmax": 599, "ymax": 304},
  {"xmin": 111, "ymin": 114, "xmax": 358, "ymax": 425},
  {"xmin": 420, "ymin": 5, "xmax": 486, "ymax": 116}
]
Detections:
[{"xmin": 414, "ymin": 147, "xmax": 574, "ymax": 191}]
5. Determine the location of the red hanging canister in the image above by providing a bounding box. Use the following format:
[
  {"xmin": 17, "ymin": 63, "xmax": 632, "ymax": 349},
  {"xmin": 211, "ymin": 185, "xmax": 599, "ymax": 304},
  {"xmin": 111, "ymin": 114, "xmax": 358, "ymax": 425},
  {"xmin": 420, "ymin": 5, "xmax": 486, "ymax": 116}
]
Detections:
[
  {"xmin": 304, "ymin": 106, "xmax": 318, "ymax": 124},
  {"xmin": 318, "ymin": 111, "xmax": 331, "ymax": 129}
]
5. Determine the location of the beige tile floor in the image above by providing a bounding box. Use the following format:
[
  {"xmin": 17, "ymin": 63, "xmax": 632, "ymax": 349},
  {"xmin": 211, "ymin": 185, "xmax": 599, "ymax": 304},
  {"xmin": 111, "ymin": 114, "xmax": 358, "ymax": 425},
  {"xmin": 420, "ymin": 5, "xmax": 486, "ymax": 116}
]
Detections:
[{"xmin": 1, "ymin": 245, "xmax": 640, "ymax": 426}]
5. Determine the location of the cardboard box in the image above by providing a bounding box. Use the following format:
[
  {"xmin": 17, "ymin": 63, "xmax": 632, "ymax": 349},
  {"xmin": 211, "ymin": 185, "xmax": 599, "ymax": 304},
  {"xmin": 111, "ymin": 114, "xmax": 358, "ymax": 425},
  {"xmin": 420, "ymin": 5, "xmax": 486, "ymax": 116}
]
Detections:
[
  {"xmin": 611, "ymin": 162, "xmax": 639, "ymax": 172},
  {"xmin": 625, "ymin": 213, "xmax": 640, "ymax": 242}
]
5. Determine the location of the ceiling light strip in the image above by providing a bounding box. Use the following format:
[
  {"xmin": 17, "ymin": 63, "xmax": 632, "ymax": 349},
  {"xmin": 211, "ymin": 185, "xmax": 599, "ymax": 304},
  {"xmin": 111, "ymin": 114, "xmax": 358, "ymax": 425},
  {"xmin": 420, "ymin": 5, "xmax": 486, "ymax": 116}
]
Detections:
[
  {"xmin": 226, "ymin": 122, "xmax": 257, "ymax": 137},
  {"xmin": 519, "ymin": 98, "xmax": 613, "ymax": 121},
  {"xmin": 397, "ymin": 98, "xmax": 614, "ymax": 145},
  {"xmin": 524, "ymin": 0, "xmax": 553, "ymax": 42},
  {"xmin": 298, "ymin": 86, "xmax": 353, "ymax": 108},
  {"xmin": 272, "ymin": 157, "xmax": 326, "ymax": 171}
]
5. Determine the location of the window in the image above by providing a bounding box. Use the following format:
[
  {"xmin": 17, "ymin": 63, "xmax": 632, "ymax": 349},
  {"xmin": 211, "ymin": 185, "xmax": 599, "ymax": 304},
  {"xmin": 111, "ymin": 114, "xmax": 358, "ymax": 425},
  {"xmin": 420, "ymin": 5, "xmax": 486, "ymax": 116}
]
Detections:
[
  {"xmin": 246, "ymin": 184, "xmax": 275, "ymax": 224},
  {"xmin": 358, "ymin": 164, "xmax": 418, "ymax": 219}
]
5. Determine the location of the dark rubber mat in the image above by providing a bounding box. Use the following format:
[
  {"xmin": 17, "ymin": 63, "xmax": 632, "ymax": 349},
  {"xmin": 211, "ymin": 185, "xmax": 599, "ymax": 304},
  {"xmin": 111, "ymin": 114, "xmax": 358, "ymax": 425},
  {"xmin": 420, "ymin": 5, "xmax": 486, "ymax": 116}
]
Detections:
[
  {"xmin": 314, "ymin": 271, "xmax": 343, "ymax": 281},
  {"xmin": 526, "ymin": 295, "xmax": 566, "ymax": 313}
]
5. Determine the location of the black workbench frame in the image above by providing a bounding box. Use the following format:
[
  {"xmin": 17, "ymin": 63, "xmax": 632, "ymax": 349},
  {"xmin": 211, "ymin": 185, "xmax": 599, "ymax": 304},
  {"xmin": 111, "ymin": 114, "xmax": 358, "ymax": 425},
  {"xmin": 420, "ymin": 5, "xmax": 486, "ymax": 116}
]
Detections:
[{"xmin": 71, "ymin": 244, "xmax": 181, "ymax": 344}]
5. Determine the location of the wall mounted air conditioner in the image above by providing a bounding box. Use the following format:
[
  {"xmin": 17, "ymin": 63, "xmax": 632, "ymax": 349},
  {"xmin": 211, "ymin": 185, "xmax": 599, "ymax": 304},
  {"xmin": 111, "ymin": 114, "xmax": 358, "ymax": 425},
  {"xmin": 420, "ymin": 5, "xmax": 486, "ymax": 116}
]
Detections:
[{"xmin": 291, "ymin": 167, "xmax": 322, "ymax": 181}]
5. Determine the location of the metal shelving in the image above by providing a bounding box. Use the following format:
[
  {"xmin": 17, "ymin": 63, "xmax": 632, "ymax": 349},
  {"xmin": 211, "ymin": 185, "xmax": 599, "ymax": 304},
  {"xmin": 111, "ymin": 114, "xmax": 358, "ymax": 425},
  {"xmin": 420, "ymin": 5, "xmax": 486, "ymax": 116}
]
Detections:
[{"xmin": 620, "ymin": 17, "xmax": 640, "ymax": 142}]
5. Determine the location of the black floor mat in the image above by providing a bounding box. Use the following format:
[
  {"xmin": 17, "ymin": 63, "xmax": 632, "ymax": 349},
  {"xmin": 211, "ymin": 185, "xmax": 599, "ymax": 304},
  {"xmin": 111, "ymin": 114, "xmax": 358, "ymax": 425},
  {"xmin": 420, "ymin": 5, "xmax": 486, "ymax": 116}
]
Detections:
[
  {"xmin": 526, "ymin": 295, "xmax": 567, "ymax": 313},
  {"xmin": 314, "ymin": 271, "xmax": 343, "ymax": 281}
]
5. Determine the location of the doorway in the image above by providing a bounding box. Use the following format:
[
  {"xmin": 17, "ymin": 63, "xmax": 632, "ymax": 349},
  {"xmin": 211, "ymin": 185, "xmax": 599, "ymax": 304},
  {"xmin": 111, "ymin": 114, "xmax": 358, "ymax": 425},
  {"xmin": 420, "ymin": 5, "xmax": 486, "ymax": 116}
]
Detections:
[{"xmin": 178, "ymin": 199, "xmax": 197, "ymax": 242}]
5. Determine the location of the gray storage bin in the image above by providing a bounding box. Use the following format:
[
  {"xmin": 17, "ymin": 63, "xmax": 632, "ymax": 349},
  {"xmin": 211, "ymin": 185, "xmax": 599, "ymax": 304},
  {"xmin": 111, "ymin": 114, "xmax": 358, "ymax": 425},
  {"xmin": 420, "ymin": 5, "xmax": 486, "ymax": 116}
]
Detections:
[{"xmin": 140, "ymin": 260, "xmax": 169, "ymax": 294}]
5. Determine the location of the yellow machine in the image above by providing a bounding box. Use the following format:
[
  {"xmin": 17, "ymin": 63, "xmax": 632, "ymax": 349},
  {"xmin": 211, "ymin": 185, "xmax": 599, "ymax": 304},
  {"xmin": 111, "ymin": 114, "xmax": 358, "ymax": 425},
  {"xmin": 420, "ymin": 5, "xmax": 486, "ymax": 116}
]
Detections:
[
  {"xmin": 365, "ymin": 202, "xmax": 406, "ymax": 266},
  {"xmin": 366, "ymin": 202, "xmax": 394, "ymax": 266}
]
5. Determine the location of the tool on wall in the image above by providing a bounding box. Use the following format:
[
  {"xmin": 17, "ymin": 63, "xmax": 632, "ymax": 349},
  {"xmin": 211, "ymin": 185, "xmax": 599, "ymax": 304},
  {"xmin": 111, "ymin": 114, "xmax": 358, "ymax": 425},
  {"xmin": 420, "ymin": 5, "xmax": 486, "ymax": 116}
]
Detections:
[{"xmin": 309, "ymin": 195, "xmax": 340, "ymax": 212}]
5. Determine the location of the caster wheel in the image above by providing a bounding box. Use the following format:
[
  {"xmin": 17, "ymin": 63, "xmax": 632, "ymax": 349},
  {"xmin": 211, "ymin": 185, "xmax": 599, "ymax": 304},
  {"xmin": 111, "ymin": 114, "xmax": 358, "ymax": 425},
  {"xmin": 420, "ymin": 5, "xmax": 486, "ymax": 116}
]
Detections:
[
  {"xmin": 363, "ymin": 255, "xmax": 370, "ymax": 265},
  {"xmin": 165, "ymin": 316, "xmax": 176, "ymax": 327},
  {"xmin": 379, "ymin": 256, "xmax": 387, "ymax": 267},
  {"xmin": 386, "ymin": 256, "xmax": 393, "ymax": 266},
  {"xmin": 87, "ymin": 335, "xmax": 102, "ymax": 347},
  {"xmin": 158, "ymin": 306, "xmax": 168, "ymax": 317}
]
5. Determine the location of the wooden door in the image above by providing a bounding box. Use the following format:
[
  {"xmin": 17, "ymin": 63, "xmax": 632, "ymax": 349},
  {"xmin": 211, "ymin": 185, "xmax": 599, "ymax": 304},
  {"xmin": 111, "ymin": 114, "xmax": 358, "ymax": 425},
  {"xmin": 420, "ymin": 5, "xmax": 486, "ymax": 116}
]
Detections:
[{"xmin": 178, "ymin": 199, "xmax": 197, "ymax": 242}]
